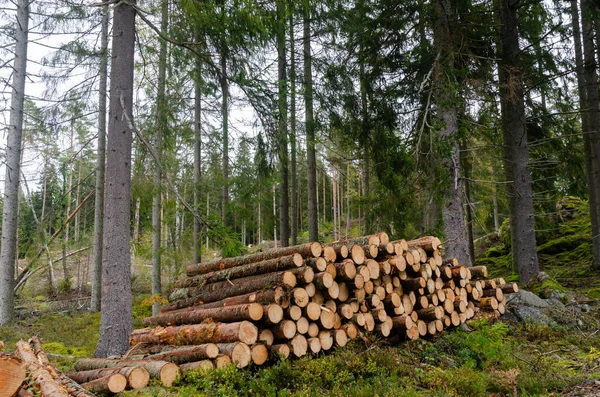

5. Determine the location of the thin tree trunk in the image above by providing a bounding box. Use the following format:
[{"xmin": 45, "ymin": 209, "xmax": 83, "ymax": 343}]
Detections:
[
  {"xmin": 0, "ymin": 0, "xmax": 29, "ymax": 325},
  {"xmin": 346, "ymin": 162, "xmax": 350, "ymax": 239},
  {"xmin": 333, "ymin": 171, "xmax": 338, "ymax": 240},
  {"xmin": 193, "ymin": 38, "xmax": 202, "ymax": 265},
  {"xmin": 277, "ymin": 0, "xmax": 290, "ymax": 247},
  {"xmin": 152, "ymin": 0, "xmax": 168, "ymax": 317},
  {"xmin": 75, "ymin": 157, "xmax": 82, "ymax": 243},
  {"xmin": 273, "ymin": 184, "xmax": 277, "ymax": 248},
  {"xmin": 580, "ymin": 0, "xmax": 600, "ymax": 269},
  {"xmin": 304, "ymin": 3, "xmax": 318, "ymax": 242},
  {"xmin": 497, "ymin": 0, "xmax": 540, "ymax": 282},
  {"xmin": 290, "ymin": 10, "xmax": 298, "ymax": 246},
  {"xmin": 221, "ymin": 36, "xmax": 229, "ymax": 225},
  {"xmin": 94, "ymin": 0, "xmax": 135, "ymax": 357}
]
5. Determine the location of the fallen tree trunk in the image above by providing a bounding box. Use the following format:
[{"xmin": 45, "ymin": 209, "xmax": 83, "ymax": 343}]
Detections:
[
  {"xmin": 143, "ymin": 303, "xmax": 264, "ymax": 326},
  {"xmin": 406, "ymin": 236, "xmax": 441, "ymax": 252},
  {"xmin": 186, "ymin": 242, "xmax": 322, "ymax": 276},
  {"xmin": 130, "ymin": 321, "xmax": 258, "ymax": 346},
  {"xmin": 128, "ymin": 343, "xmax": 220, "ymax": 363}
]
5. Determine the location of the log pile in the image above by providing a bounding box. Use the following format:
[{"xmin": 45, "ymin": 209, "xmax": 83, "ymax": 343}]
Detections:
[{"xmin": 116, "ymin": 234, "xmax": 513, "ymax": 372}]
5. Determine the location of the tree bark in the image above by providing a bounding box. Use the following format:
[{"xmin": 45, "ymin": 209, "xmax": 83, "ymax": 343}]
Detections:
[
  {"xmin": 290, "ymin": 9, "xmax": 298, "ymax": 246},
  {"xmin": 0, "ymin": 0, "xmax": 28, "ymax": 325},
  {"xmin": 152, "ymin": 0, "xmax": 168, "ymax": 317},
  {"xmin": 304, "ymin": 2, "xmax": 318, "ymax": 242},
  {"xmin": 580, "ymin": 0, "xmax": 600, "ymax": 269},
  {"xmin": 193, "ymin": 42, "xmax": 203, "ymax": 265},
  {"xmin": 66, "ymin": 367, "xmax": 149, "ymax": 390},
  {"xmin": 0, "ymin": 354, "xmax": 26, "ymax": 397},
  {"xmin": 80, "ymin": 374, "xmax": 127, "ymax": 394},
  {"xmin": 277, "ymin": 0, "xmax": 290, "ymax": 247},
  {"xmin": 130, "ymin": 321, "xmax": 258, "ymax": 346},
  {"xmin": 497, "ymin": 0, "xmax": 540, "ymax": 282},
  {"xmin": 91, "ymin": 5, "xmax": 109, "ymax": 313},
  {"xmin": 143, "ymin": 303, "xmax": 264, "ymax": 326},
  {"xmin": 186, "ymin": 242, "xmax": 321, "ymax": 276},
  {"xmin": 433, "ymin": 0, "xmax": 473, "ymax": 267},
  {"xmin": 94, "ymin": 0, "xmax": 136, "ymax": 357},
  {"xmin": 220, "ymin": 22, "xmax": 229, "ymax": 225},
  {"xmin": 16, "ymin": 340, "xmax": 70, "ymax": 397},
  {"xmin": 74, "ymin": 358, "xmax": 179, "ymax": 387}
]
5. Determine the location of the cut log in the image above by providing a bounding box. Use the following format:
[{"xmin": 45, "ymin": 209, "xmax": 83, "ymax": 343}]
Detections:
[
  {"xmin": 407, "ymin": 236, "xmax": 441, "ymax": 252},
  {"xmin": 176, "ymin": 254, "xmax": 304, "ymax": 289},
  {"xmin": 218, "ymin": 343, "xmax": 252, "ymax": 368},
  {"xmin": 365, "ymin": 259, "xmax": 380, "ymax": 280},
  {"xmin": 305, "ymin": 302, "xmax": 322, "ymax": 321},
  {"xmin": 350, "ymin": 245, "xmax": 365, "ymax": 265},
  {"xmin": 214, "ymin": 355, "xmax": 232, "ymax": 368},
  {"xmin": 272, "ymin": 320, "xmax": 297, "ymax": 339},
  {"xmin": 318, "ymin": 331, "xmax": 334, "ymax": 351},
  {"xmin": 66, "ymin": 367, "xmax": 149, "ymax": 390},
  {"xmin": 285, "ymin": 306, "xmax": 302, "ymax": 321},
  {"xmin": 81, "ymin": 374, "xmax": 127, "ymax": 394},
  {"xmin": 130, "ymin": 321, "xmax": 258, "ymax": 346},
  {"xmin": 307, "ymin": 337, "xmax": 321, "ymax": 354},
  {"xmin": 128, "ymin": 342, "xmax": 219, "ymax": 361},
  {"xmin": 337, "ymin": 282, "xmax": 349, "ymax": 302},
  {"xmin": 186, "ymin": 242, "xmax": 322, "ymax": 276},
  {"xmin": 307, "ymin": 257, "xmax": 327, "ymax": 272},
  {"xmin": 469, "ymin": 266, "xmax": 488, "ymax": 279},
  {"xmin": 180, "ymin": 360, "xmax": 214, "ymax": 373},
  {"xmin": 319, "ymin": 308, "xmax": 336, "ymax": 329},
  {"xmin": 322, "ymin": 246, "xmax": 337, "ymax": 262},
  {"xmin": 401, "ymin": 277, "xmax": 426, "ymax": 291},
  {"xmin": 16, "ymin": 340, "xmax": 70, "ymax": 397},
  {"xmin": 375, "ymin": 322, "xmax": 391, "ymax": 337},
  {"xmin": 330, "ymin": 244, "xmax": 349, "ymax": 259},
  {"xmin": 304, "ymin": 283, "xmax": 316, "ymax": 297},
  {"xmin": 264, "ymin": 304, "xmax": 284, "ymax": 324},
  {"xmin": 341, "ymin": 323, "xmax": 359, "ymax": 339},
  {"xmin": 500, "ymin": 282, "xmax": 519, "ymax": 294},
  {"xmin": 296, "ymin": 317, "xmax": 309, "ymax": 334},
  {"xmin": 251, "ymin": 344, "xmax": 269, "ymax": 365},
  {"xmin": 307, "ymin": 323, "xmax": 320, "ymax": 338},
  {"xmin": 0, "ymin": 354, "xmax": 26, "ymax": 397},
  {"xmin": 327, "ymin": 282, "xmax": 340, "ymax": 299},
  {"xmin": 334, "ymin": 329, "xmax": 348, "ymax": 347},
  {"xmin": 364, "ymin": 244, "xmax": 379, "ymax": 259},
  {"xmin": 292, "ymin": 266, "xmax": 315, "ymax": 283},
  {"xmin": 334, "ymin": 260, "xmax": 356, "ymax": 280},
  {"xmin": 313, "ymin": 272, "xmax": 334, "ymax": 289},
  {"xmin": 391, "ymin": 315, "xmax": 414, "ymax": 330},
  {"xmin": 74, "ymin": 358, "xmax": 180, "ymax": 387},
  {"xmin": 164, "ymin": 271, "xmax": 296, "ymax": 310},
  {"xmin": 259, "ymin": 329, "xmax": 274, "ymax": 346},
  {"xmin": 269, "ymin": 344, "xmax": 290, "ymax": 360},
  {"xmin": 144, "ymin": 303, "xmax": 264, "ymax": 326},
  {"xmin": 291, "ymin": 288, "xmax": 309, "ymax": 308},
  {"xmin": 289, "ymin": 334, "xmax": 308, "ymax": 357}
]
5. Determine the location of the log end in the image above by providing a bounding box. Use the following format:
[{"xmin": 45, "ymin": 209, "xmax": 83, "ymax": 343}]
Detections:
[
  {"xmin": 251, "ymin": 344, "xmax": 269, "ymax": 366},
  {"xmin": 282, "ymin": 272, "xmax": 297, "ymax": 288},
  {"xmin": 239, "ymin": 321, "xmax": 259, "ymax": 345},
  {"xmin": 249, "ymin": 303, "xmax": 265, "ymax": 321},
  {"xmin": 214, "ymin": 355, "xmax": 232, "ymax": 369},
  {"xmin": 231, "ymin": 343, "xmax": 252, "ymax": 368},
  {"xmin": 309, "ymin": 242, "xmax": 323, "ymax": 258},
  {"xmin": 0, "ymin": 356, "xmax": 26, "ymax": 397},
  {"xmin": 290, "ymin": 335, "xmax": 308, "ymax": 357},
  {"xmin": 293, "ymin": 253, "xmax": 304, "ymax": 267},
  {"xmin": 159, "ymin": 363, "xmax": 181, "ymax": 387},
  {"xmin": 129, "ymin": 366, "xmax": 151, "ymax": 389}
]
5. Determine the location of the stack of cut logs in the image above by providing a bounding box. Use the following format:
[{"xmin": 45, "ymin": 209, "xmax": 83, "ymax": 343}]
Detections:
[{"xmin": 111, "ymin": 234, "xmax": 516, "ymax": 372}]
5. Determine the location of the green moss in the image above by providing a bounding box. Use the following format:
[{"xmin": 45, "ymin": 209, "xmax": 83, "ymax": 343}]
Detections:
[{"xmin": 526, "ymin": 277, "xmax": 566, "ymax": 298}]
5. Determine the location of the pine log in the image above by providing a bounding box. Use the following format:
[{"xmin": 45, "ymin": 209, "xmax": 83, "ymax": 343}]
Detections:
[
  {"xmin": 130, "ymin": 343, "xmax": 220, "ymax": 364},
  {"xmin": 307, "ymin": 337, "xmax": 321, "ymax": 354},
  {"xmin": 130, "ymin": 321, "xmax": 258, "ymax": 346},
  {"xmin": 307, "ymin": 257, "xmax": 327, "ymax": 272},
  {"xmin": 272, "ymin": 320, "xmax": 297, "ymax": 339},
  {"xmin": 329, "ymin": 244, "xmax": 349, "ymax": 259},
  {"xmin": 327, "ymin": 282, "xmax": 340, "ymax": 299},
  {"xmin": 251, "ymin": 344, "xmax": 269, "ymax": 365},
  {"xmin": 324, "ymin": 263, "xmax": 336, "ymax": 278},
  {"xmin": 500, "ymin": 282, "xmax": 519, "ymax": 294},
  {"xmin": 269, "ymin": 344, "xmax": 290, "ymax": 360},
  {"xmin": 307, "ymin": 323, "xmax": 320, "ymax": 338},
  {"xmin": 291, "ymin": 266, "xmax": 315, "ymax": 283},
  {"xmin": 363, "ymin": 244, "xmax": 380, "ymax": 259},
  {"xmin": 81, "ymin": 374, "xmax": 127, "ymax": 394},
  {"xmin": 74, "ymin": 358, "xmax": 179, "ymax": 387},
  {"xmin": 262, "ymin": 304, "xmax": 284, "ymax": 325},
  {"xmin": 214, "ymin": 355, "xmax": 232, "ymax": 368},
  {"xmin": 56, "ymin": 373, "xmax": 97, "ymax": 397},
  {"xmin": 334, "ymin": 260, "xmax": 356, "ymax": 280},
  {"xmin": 163, "ymin": 271, "xmax": 296, "ymax": 310},
  {"xmin": 66, "ymin": 367, "xmax": 149, "ymax": 390},
  {"xmin": 319, "ymin": 308, "xmax": 336, "ymax": 329},
  {"xmin": 481, "ymin": 288, "xmax": 504, "ymax": 301},
  {"xmin": 16, "ymin": 340, "xmax": 70, "ymax": 397},
  {"xmin": 407, "ymin": 236, "xmax": 441, "ymax": 252},
  {"xmin": 469, "ymin": 266, "xmax": 488, "ymax": 279},
  {"xmin": 217, "ymin": 343, "xmax": 251, "ymax": 368},
  {"xmin": 304, "ymin": 283, "xmax": 316, "ymax": 297},
  {"xmin": 401, "ymin": 277, "xmax": 426, "ymax": 291},
  {"xmin": 0, "ymin": 354, "xmax": 26, "ymax": 397},
  {"xmin": 322, "ymin": 246, "xmax": 337, "ymax": 262},
  {"xmin": 144, "ymin": 303, "xmax": 264, "ymax": 326},
  {"xmin": 350, "ymin": 245, "xmax": 366, "ymax": 265},
  {"xmin": 375, "ymin": 322, "xmax": 391, "ymax": 337},
  {"xmin": 296, "ymin": 317, "xmax": 309, "ymax": 334},
  {"xmin": 180, "ymin": 360, "xmax": 214, "ymax": 373},
  {"xmin": 176, "ymin": 254, "xmax": 303, "ymax": 289},
  {"xmin": 451, "ymin": 266, "xmax": 468, "ymax": 280},
  {"xmin": 259, "ymin": 329, "xmax": 274, "ymax": 346},
  {"xmin": 318, "ymin": 331, "xmax": 334, "ymax": 351},
  {"xmin": 289, "ymin": 335, "xmax": 308, "ymax": 357},
  {"xmin": 286, "ymin": 306, "xmax": 302, "ymax": 321},
  {"xmin": 365, "ymin": 259, "xmax": 380, "ymax": 279},
  {"xmin": 313, "ymin": 272, "xmax": 334, "ymax": 289},
  {"xmin": 338, "ymin": 282, "xmax": 350, "ymax": 302},
  {"xmin": 186, "ymin": 242, "xmax": 322, "ymax": 276}
]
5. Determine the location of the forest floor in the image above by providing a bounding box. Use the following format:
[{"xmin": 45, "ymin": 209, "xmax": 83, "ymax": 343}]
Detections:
[{"xmin": 2, "ymin": 198, "xmax": 600, "ymax": 396}]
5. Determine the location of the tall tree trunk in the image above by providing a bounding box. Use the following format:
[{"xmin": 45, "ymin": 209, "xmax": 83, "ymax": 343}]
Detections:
[
  {"xmin": 359, "ymin": 61, "xmax": 371, "ymax": 235},
  {"xmin": 152, "ymin": 0, "xmax": 168, "ymax": 317},
  {"xmin": 580, "ymin": 0, "xmax": 600, "ymax": 270},
  {"xmin": 497, "ymin": 0, "xmax": 540, "ymax": 282},
  {"xmin": 221, "ymin": 40, "xmax": 229, "ymax": 225},
  {"xmin": 277, "ymin": 0, "xmax": 290, "ymax": 247},
  {"xmin": 304, "ymin": 3, "xmax": 318, "ymax": 242},
  {"xmin": 432, "ymin": 0, "xmax": 472, "ymax": 267},
  {"xmin": 74, "ymin": 158, "xmax": 82, "ymax": 243},
  {"xmin": 0, "ymin": 0, "xmax": 29, "ymax": 325},
  {"xmin": 193, "ymin": 39, "xmax": 202, "ymax": 265},
  {"xmin": 63, "ymin": 133, "xmax": 74, "ymax": 288},
  {"xmin": 290, "ymin": 10, "xmax": 298, "ymax": 246},
  {"xmin": 94, "ymin": 0, "xmax": 135, "ymax": 357}
]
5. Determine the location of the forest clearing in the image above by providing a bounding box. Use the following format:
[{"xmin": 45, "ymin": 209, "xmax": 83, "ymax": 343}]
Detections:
[{"xmin": 1, "ymin": 0, "xmax": 600, "ymax": 395}]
